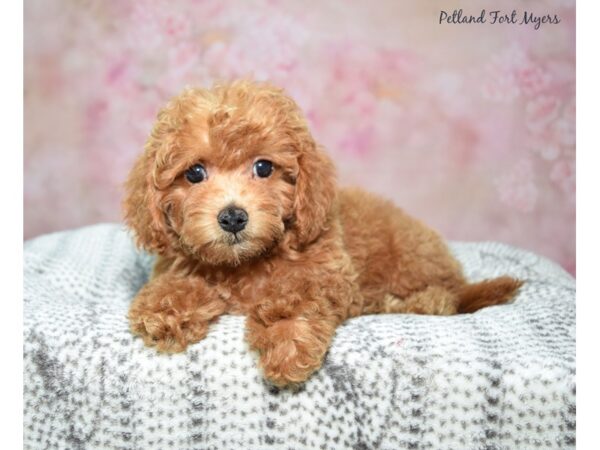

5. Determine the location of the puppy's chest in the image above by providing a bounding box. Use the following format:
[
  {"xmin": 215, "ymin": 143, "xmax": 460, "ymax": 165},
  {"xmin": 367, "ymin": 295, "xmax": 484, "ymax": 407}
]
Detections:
[{"xmin": 202, "ymin": 266, "xmax": 273, "ymax": 314}]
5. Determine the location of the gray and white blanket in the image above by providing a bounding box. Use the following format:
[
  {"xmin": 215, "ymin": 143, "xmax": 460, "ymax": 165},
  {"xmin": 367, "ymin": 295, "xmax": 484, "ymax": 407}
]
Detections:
[{"xmin": 24, "ymin": 224, "xmax": 575, "ymax": 450}]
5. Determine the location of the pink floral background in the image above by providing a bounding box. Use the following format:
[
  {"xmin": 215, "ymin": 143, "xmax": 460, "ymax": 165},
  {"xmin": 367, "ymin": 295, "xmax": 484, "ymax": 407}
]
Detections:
[{"xmin": 24, "ymin": 0, "xmax": 576, "ymax": 274}]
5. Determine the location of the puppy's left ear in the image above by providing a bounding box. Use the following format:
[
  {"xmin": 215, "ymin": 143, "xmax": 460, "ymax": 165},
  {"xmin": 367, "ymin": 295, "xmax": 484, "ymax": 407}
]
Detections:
[{"xmin": 291, "ymin": 137, "xmax": 337, "ymax": 247}]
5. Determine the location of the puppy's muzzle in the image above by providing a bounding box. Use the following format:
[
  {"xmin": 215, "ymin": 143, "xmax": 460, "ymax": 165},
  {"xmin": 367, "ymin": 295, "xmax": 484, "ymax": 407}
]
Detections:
[{"xmin": 217, "ymin": 206, "xmax": 248, "ymax": 233}]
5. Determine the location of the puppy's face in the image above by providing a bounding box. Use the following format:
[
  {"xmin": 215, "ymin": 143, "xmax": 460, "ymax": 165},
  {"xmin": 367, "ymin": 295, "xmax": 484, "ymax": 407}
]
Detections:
[
  {"xmin": 124, "ymin": 81, "xmax": 335, "ymax": 266},
  {"xmin": 160, "ymin": 116, "xmax": 297, "ymax": 265}
]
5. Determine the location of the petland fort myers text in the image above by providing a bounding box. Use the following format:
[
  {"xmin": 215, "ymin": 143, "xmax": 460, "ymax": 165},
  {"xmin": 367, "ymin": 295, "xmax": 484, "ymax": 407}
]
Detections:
[{"xmin": 439, "ymin": 9, "xmax": 561, "ymax": 30}]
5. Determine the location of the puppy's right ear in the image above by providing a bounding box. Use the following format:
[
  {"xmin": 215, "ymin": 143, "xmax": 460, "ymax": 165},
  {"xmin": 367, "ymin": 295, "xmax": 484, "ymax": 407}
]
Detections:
[
  {"xmin": 124, "ymin": 97, "xmax": 187, "ymax": 254},
  {"xmin": 123, "ymin": 145, "xmax": 171, "ymax": 254}
]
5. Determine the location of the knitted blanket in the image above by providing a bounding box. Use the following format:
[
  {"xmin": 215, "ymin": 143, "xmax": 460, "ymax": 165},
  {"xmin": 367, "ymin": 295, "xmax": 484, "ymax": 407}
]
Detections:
[{"xmin": 24, "ymin": 224, "xmax": 576, "ymax": 450}]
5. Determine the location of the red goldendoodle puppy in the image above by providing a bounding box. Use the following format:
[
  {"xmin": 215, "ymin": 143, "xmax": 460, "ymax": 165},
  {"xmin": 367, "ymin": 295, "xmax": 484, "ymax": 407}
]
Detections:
[{"xmin": 124, "ymin": 80, "xmax": 522, "ymax": 386}]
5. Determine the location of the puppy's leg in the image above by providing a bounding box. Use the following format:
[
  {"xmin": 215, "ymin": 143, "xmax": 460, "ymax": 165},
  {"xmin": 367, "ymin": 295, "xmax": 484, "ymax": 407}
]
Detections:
[
  {"xmin": 246, "ymin": 268, "xmax": 361, "ymax": 387},
  {"xmin": 246, "ymin": 304, "xmax": 336, "ymax": 387},
  {"xmin": 129, "ymin": 274, "xmax": 226, "ymax": 352},
  {"xmin": 381, "ymin": 287, "xmax": 458, "ymax": 315},
  {"xmin": 381, "ymin": 277, "xmax": 523, "ymax": 316}
]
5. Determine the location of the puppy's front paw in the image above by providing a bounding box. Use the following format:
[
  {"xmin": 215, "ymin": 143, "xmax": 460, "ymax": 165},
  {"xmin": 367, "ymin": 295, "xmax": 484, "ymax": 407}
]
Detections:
[
  {"xmin": 247, "ymin": 318, "xmax": 331, "ymax": 387},
  {"xmin": 129, "ymin": 307, "xmax": 209, "ymax": 353},
  {"xmin": 260, "ymin": 339, "xmax": 324, "ymax": 387},
  {"xmin": 129, "ymin": 282, "xmax": 226, "ymax": 353}
]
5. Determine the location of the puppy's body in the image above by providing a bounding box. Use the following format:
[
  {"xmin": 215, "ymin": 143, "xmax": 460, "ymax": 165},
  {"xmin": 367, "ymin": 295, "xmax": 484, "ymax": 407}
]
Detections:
[{"xmin": 126, "ymin": 81, "xmax": 521, "ymax": 386}]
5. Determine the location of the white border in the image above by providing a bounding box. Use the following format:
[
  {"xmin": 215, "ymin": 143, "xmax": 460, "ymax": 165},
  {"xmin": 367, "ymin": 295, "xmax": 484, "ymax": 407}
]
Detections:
[{"xmin": 577, "ymin": 0, "xmax": 598, "ymax": 447}]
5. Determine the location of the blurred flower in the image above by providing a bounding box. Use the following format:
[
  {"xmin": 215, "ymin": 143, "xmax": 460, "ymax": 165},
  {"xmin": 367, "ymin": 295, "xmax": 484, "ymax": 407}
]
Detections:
[
  {"xmin": 517, "ymin": 64, "xmax": 552, "ymax": 97},
  {"xmin": 550, "ymin": 159, "xmax": 576, "ymax": 197},
  {"xmin": 495, "ymin": 160, "xmax": 538, "ymax": 213},
  {"xmin": 526, "ymin": 95, "xmax": 561, "ymax": 133}
]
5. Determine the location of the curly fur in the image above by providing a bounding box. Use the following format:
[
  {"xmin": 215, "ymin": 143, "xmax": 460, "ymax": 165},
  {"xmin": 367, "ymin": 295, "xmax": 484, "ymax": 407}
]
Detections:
[{"xmin": 124, "ymin": 80, "xmax": 522, "ymax": 386}]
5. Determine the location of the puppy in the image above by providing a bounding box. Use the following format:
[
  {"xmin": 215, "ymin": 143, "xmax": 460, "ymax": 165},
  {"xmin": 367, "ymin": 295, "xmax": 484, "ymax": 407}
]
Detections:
[{"xmin": 124, "ymin": 80, "xmax": 522, "ymax": 386}]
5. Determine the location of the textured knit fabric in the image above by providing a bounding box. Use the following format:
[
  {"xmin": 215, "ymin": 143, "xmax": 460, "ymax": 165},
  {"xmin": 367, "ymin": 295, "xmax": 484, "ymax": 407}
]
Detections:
[{"xmin": 23, "ymin": 224, "xmax": 576, "ymax": 450}]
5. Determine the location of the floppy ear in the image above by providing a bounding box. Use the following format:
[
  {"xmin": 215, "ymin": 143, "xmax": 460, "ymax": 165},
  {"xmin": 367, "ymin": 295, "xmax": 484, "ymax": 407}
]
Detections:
[
  {"xmin": 123, "ymin": 148, "xmax": 171, "ymax": 254},
  {"xmin": 123, "ymin": 101, "xmax": 185, "ymax": 254},
  {"xmin": 291, "ymin": 137, "xmax": 337, "ymax": 247}
]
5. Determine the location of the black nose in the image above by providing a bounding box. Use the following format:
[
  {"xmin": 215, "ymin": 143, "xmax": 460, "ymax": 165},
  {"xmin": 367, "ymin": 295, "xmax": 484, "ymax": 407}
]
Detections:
[{"xmin": 217, "ymin": 206, "xmax": 248, "ymax": 233}]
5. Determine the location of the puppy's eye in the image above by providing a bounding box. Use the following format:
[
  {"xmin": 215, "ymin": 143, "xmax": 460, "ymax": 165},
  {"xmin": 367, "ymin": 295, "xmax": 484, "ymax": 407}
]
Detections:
[
  {"xmin": 253, "ymin": 160, "xmax": 273, "ymax": 178},
  {"xmin": 185, "ymin": 164, "xmax": 207, "ymax": 183}
]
